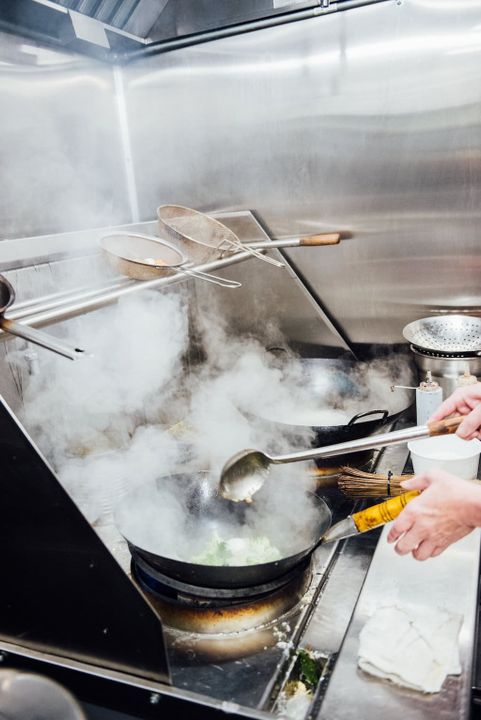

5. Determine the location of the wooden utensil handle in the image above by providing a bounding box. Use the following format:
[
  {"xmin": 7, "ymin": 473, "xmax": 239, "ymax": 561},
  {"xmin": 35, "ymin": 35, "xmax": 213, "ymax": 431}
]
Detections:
[
  {"xmin": 427, "ymin": 415, "xmax": 464, "ymax": 436},
  {"xmin": 352, "ymin": 491, "xmax": 420, "ymax": 533},
  {"xmin": 299, "ymin": 233, "xmax": 341, "ymax": 246}
]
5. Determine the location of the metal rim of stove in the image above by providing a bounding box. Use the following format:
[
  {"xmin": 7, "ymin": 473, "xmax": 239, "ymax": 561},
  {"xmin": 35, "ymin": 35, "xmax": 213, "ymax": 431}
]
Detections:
[{"xmin": 131, "ymin": 551, "xmax": 312, "ymax": 605}]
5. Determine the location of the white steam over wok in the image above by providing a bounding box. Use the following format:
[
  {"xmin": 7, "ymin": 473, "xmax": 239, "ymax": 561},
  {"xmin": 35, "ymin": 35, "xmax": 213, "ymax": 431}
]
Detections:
[{"xmin": 18, "ymin": 286, "xmax": 413, "ymax": 564}]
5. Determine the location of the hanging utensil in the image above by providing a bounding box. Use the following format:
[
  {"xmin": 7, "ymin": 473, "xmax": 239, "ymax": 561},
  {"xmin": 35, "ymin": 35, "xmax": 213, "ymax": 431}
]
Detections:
[
  {"xmin": 99, "ymin": 233, "xmax": 241, "ymax": 288},
  {"xmin": 0, "ymin": 231, "xmax": 342, "ymax": 342},
  {"xmin": 0, "ymin": 275, "xmax": 87, "ymax": 361},
  {"xmin": 246, "ymin": 233, "xmax": 341, "ymax": 250},
  {"xmin": 5, "ymin": 234, "xmax": 340, "ymax": 324},
  {"xmin": 219, "ymin": 415, "xmax": 463, "ymax": 502},
  {"xmin": 157, "ymin": 204, "xmax": 285, "ymax": 268}
]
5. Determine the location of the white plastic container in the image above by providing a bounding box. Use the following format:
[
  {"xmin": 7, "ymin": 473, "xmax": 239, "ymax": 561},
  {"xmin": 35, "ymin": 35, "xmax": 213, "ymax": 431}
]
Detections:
[{"xmin": 408, "ymin": 435, "xmax": 481, "ymax": 480}]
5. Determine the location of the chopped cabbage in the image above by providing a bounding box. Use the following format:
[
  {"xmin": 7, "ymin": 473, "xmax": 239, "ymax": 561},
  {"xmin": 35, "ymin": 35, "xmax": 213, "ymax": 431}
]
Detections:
[{"xmin": 192, "ymin": 533, "xmax": 281, "ymax": 566}]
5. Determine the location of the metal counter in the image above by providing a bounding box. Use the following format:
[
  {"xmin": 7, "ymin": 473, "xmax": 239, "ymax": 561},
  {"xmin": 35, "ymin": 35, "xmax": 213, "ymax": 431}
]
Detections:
[{"xmin": 318, "ymin": 447, "xmax": 480, "ymax": 720}]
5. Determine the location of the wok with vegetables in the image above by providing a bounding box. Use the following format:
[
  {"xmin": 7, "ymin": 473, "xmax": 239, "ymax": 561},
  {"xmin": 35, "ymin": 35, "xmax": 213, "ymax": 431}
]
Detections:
[{"xmin": 114, "ymin": 472, "xmax": 331, "ymax": 589}]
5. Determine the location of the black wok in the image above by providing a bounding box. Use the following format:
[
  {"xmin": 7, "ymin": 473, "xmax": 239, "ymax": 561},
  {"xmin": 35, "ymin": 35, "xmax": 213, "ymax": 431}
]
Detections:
[
  {"xmin": 254, "ymin": 355, "xmax": 413, "ymax": 465},
  {"xmin": 253, "ymin": 407, "xmax": 404, "ymax": 469},
  {"xmin": 115, "ymin": 473, "xmax": 331, "ymax": 590}
]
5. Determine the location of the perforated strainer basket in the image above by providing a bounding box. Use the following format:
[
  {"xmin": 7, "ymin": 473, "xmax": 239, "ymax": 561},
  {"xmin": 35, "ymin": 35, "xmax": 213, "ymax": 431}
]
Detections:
[{"xmin": 403, "ymin": 315, "xmax": 481, "ymax": 355}]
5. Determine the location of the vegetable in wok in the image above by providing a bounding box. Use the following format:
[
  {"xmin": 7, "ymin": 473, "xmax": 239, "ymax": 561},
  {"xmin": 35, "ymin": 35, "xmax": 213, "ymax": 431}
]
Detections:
[{"xmin": 192, "ymin": 532, "xmax": 281, "ymax": 566}]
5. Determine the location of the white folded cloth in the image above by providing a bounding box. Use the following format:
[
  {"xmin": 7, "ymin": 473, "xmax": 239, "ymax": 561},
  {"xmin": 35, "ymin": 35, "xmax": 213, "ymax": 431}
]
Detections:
[{"xmin": 358, "ymin": 604, "xmax": 463, "ymax": 693}]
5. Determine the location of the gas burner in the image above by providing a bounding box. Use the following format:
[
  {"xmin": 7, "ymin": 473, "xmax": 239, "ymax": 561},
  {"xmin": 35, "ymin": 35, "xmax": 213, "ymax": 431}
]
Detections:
[{"xmin": 131, "ymin": 553, "xmax": 312, "ymax": 635}]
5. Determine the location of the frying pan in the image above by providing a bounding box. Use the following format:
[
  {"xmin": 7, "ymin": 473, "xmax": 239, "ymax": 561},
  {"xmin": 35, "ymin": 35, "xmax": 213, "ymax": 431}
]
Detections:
[{"xmin": 114, "ymin": 473, "xmax": 331, "ymax": 589}]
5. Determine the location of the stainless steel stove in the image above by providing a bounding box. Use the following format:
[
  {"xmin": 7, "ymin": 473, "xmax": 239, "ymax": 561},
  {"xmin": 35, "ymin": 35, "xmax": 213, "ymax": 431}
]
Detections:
[{"xmin": 0, "ymin": 213, "xmax": 479, "ymax": 720}]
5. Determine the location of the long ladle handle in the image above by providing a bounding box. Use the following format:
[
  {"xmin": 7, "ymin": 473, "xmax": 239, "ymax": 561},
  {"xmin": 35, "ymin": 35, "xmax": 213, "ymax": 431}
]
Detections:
[
  {"xmin": 271, "ymin": 416, "xmax": 464, "ymax": 464},
  {"xmin": 224, "ymin": 238, "xmax": 284, "ymax": 268},
  {"xmin": 246, "ymin": 233, "xmax": 341, "ymax": 251},
  {"xmin": 299, "ymin": 233, "xmax": 341, "ymax": 246},
  {"xmin": 179, "ymin": 267, "xmax": 241, "ymax": 289},
  {"xmin": 0, "ymin": 318, "xmax": 87, "ymax": 361}
]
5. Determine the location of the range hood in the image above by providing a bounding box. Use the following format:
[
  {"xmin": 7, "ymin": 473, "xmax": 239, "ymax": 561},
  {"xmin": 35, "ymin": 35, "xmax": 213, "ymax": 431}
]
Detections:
[{"xmin": 0, "ymin": 0, "xmax": 389, "ymax": 62}]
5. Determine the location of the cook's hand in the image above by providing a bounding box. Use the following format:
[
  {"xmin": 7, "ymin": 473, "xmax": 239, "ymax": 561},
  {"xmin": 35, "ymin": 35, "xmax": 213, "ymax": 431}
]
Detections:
[
  {"xmin": 429, "ymin": 383, "xmax": 481, "ymax": 439},
  {"xmin": 386, "ymin": 470, "xmax": 481, "ymax": 560}
]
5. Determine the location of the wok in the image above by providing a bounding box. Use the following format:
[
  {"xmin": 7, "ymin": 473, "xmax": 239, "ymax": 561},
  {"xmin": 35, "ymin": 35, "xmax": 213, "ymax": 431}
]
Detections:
[
  {"xmin": 254, "ymin": 355, "xmax": 413, "ymax": 463},
  {"xmin": 115, "ymin": 473, "xmax": 331, "ymax": 589}
]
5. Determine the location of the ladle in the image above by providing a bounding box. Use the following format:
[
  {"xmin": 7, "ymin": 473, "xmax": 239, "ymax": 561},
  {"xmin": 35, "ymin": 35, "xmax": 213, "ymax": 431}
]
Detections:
[
  {"xmin": 0, "ymin": 275, "xmax": 87, "ymax": 361},
  {"xmin": 219, "ymin": 415, "xmax": 463, "ymax": 502}
]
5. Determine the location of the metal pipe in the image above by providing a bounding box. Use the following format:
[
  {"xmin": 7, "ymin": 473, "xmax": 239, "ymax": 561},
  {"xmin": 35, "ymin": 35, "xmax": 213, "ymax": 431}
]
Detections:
[
  {"xmin": 10, "ymin": 276, "xmax": 131, "ymax": 314},
  {"xmin": 273, "ymin": 423, "xmax": 432, "ymax": 464},
  {"xmin": 5, "ymin": 235, "xmax": 339, "ymax": 324},
  {"xmin": 0, "ymin": 319, "xmax": 87, "ymax": 361},
  {"xmin": 0, "ymin": 250, "xmax": 255, "ymax": 339},
  {"xmin": 8, "ymin": 278, "xmax": 136, "ymax": 322},
  {"xmin": 119, "ymin": 0, "xmax": 390, "ymax": 64}
]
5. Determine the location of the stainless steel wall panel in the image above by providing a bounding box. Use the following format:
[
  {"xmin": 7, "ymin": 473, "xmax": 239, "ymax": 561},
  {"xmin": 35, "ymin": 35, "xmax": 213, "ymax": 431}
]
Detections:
[
  {"xmin": 0, "ymin": 32, "xmax": 131, "ymax": 241},
  {"xmin": 123, "ymin": 0, "xmax": 481, "ymax": 344}
]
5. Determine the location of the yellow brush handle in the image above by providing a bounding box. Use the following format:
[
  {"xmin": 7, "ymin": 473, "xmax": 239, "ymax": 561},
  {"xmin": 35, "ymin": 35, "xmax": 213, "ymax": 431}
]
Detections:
[{"xmin": 352, "ymin": 491, "xmax": 420, "ymax": 533}]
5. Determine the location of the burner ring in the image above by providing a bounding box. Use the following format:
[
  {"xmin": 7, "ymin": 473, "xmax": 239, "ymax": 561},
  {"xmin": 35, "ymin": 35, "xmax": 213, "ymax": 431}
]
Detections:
[
  {"xmin": 131, "ymin": 552, "xmax": 313, "ymax": 636},
  {"xmin": 131, "ymin": 551, "xmax": 312, "ymax": 602}
]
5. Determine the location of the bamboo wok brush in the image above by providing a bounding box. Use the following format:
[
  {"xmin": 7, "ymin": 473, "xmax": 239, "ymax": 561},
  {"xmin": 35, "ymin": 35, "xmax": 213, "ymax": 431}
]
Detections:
[{"xmin": 337, "ymin": 466, "xmax": 414, "ymax": 498}]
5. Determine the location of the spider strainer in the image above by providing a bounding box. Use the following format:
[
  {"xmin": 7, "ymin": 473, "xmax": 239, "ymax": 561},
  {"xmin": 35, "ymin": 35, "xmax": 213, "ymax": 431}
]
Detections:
[
  {"xmin": 157, "ymin": 204, "xmax": 283, "ymax": 268},
  {"xmin": 403, "ymin": 315, "xmax": 481, "ymax": 355}
]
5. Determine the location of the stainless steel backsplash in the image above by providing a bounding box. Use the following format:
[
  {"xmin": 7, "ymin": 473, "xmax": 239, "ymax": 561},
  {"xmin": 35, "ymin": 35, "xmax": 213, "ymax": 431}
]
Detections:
[
  {"xmin": 123, "ymin": 0, "xmax": 481, "ymax": 344},
  {"xmin": 1, "ymin": 0, "xmax": 481, "ymax": 368}
]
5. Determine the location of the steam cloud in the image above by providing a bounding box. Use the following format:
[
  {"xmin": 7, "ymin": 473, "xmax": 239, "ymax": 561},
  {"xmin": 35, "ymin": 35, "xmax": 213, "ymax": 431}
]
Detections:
[{"xmin": 18, "ymin": 286, "xmax": 413, "ymax": 563}]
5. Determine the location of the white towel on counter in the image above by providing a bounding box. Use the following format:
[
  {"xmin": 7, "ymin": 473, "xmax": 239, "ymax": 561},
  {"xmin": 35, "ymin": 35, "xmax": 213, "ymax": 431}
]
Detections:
[{"xmin": 358, "ymin": 604, "xmax": 463, "ymax": 693}]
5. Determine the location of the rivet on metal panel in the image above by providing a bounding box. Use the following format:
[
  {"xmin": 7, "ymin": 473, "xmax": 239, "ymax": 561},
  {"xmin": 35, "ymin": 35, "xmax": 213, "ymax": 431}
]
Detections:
[
  {"xmin": 149, "ymin": 693, "xmax": 161, "ymax": 705},
  {"xmin": 24, "ymin": 349, "xmax": 39, "ymax": 376}
]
